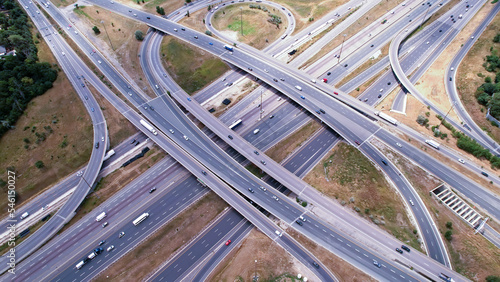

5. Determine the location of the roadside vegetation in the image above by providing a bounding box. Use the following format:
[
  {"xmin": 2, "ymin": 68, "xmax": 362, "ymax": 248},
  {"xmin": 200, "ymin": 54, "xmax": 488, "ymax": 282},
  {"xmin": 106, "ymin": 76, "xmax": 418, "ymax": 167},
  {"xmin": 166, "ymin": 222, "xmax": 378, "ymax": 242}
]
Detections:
[
  {"xmin": 374, "ymin": 139, "xmax": 500, "ymax": 281},
  {"xmin": 160, "ymin": 37, "xmax": 229, "ymax": 94},
  {"xmin": 0, "ymin": 1, "xmax": 58, "ymax": 137},
  {"xmin": 304, "ymin": 142, "xmax": 421, "ymax": 250},
  {"xmin": 212, "ymin": 4, "xmax": 286, "ymax": 50}
]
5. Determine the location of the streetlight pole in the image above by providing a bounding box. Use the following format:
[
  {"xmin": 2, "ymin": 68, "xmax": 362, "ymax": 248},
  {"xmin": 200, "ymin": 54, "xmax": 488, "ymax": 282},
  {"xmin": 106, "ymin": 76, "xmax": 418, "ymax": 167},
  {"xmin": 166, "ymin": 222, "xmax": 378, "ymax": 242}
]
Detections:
[
  {"xmin": 259, "ymin": 90, "xmax": 263, "ymax": 120},
  {"xmin": 338, "ymin": 33, "xmax": 346, "ymax": 64},
  {"xmin": 438, "ymin": 101, "xmax": 457, "ymax": 129},
  {"xmin": 101, "ymin": 20, "xmax": 115, "ymax": 51},
  {"xmin": 253, "ymin": 259, "xmax": 257, "ymax": 281}
]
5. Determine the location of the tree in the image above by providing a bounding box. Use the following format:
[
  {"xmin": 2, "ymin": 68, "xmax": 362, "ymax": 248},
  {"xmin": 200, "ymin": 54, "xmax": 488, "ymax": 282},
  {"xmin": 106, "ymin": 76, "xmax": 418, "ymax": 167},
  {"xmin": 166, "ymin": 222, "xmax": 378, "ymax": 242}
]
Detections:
[
  {"xmin": 494, "ymin": 33, "xmax": 500, "ymax": 43},
  {"xmin": 185, "ymin": 0, "xmax": 192, "ymax": 3},
  {"xmin": 444, "ymin": 230, "xmax": 452, "ymax": 241},
  {"xmin": 135, "ymin": 30, "xmax": 144, "ymax": 41},
  {"xmin": 205, "ymin": 30, "xmax": 212, "ymax": 36},
  {"xmin": 92, "ymin": 26, "xmax": 101, "ymax": 35},
  {"xmin": 486, "ymin": 275, "xmax": 500, "ymax": 282},
  {"xmin": 445, "ymin": 221, "xmax": 452, "ymax": 229},
  {"xmin": 35, "ymin": 160, "xmax": 44, "ymax": 169},
  {"xmin": 488, "ymin": 93, "xmax": 500, "ymax": 119},
  {"xmin": 186, "ymin": 10, "xmax": 190, "ymax": 17}
]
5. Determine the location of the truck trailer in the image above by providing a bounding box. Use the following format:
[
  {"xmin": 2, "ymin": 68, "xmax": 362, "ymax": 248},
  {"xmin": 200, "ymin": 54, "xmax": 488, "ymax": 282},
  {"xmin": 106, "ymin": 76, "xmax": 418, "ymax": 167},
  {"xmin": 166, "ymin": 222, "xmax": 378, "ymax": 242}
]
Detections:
[{"xmin": 140, "ymin": 119, "xmax": 158, "ymax": 136}]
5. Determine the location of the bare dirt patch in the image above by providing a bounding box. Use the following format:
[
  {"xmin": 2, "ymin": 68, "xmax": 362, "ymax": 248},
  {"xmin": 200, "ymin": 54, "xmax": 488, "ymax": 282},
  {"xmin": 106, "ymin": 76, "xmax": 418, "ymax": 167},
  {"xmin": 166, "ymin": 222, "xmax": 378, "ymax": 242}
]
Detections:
[
  {"xmin": 179, "ymin": 8, "xmax": 209, "ymax": 33},
  {"xmin": 209, "ymin": 228, "xmax": 320, "ymax": 281},
  {"xmin": 373, "ymin": 139, "xmax": 500, "ymax": 281},
  {"xmin": 0, "ymin": 35, "xmax": 92, "ymax": 214},
  {"xmin": 94, "ymin": 191, "xmax": 228, "ymax": 281},
  {"xmin": 202, "ymin": 79, "xmax": 260, "ymax": 117},
  {"xmin": 288, "ymin": 228, "xmax": 377, "ymax": 282},
  {"xmin": 303, "ymin": 142, "xmax": 421, "ymax": 250},
  {"xmin": 213, "ymin": 4, "xmax": 287, "ymax": 50},
  {"xmin": 266, "ymin": 120, "xmax": 322, "ymax": 163}
]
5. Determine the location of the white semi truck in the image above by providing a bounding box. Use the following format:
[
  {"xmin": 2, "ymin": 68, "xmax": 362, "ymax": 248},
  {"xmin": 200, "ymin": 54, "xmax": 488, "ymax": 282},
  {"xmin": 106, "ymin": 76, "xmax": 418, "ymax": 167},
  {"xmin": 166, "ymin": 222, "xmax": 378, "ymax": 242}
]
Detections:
[{"xmin": 140, "ymin": 119, "xmax": 158, "ymax": 136}]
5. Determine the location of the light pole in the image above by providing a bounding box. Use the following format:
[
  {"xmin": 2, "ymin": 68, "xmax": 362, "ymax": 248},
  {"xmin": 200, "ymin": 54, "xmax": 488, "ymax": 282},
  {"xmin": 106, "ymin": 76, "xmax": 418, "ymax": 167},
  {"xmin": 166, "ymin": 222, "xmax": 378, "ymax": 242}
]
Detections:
[
  {"xmin": 259, "ymin": 90, "xmax": 263, "ymax": 120},
  {"xmin": 438, "ymin": 101, "xmax": 457, "ymax": 129},
  {"xmin": 101, "ymin": 20, "xmax": 115, "ymax": 51},
  {"xmin": 253, "ymin": 259, "xmax": 257, "ymax": 281},
  {"xmin": 338, "ymin": 33, "xmax": 347, "ymax": 63},
  {"xmin": 240, "ymin": 7, "xmax": 243, "ymax": 36}
]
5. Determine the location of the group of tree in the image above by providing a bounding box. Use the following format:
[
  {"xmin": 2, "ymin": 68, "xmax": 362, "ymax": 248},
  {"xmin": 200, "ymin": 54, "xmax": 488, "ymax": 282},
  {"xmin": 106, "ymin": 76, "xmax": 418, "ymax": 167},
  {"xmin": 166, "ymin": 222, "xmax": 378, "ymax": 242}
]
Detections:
[
  {"xmin": 156, "ymin": 6, "xmax": 165, "ymax": 15},
  {"xmin": 0, "ymin": 0, "xmax": 58, "ymax": 138},
  {"xmin": 475, "ymin": 33, "xmax": 500, "ymax": 119}
]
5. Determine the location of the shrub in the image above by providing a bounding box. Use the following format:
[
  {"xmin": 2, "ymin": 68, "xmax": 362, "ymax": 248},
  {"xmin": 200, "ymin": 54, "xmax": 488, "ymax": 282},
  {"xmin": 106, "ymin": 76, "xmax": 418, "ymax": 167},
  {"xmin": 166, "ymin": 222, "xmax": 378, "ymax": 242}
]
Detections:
[
  {"xmin": 445, "ymin": 230, "xmax": 453, "ymax": 241},
  {"xmin": 35, "ymin": 161, "xmax": 44, "ymax": 169},
  {"xmin": 446, "ymin": 221, "xmax": 453, "ymax": 229}
]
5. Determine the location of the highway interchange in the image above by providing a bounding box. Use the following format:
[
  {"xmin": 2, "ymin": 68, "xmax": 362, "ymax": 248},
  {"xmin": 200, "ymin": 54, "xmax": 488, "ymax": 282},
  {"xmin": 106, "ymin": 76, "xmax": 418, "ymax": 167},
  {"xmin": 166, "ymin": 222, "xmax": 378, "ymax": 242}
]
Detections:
[{"xmin": 2, "ymin": 0, "xmax": 500, "ymax": 281}]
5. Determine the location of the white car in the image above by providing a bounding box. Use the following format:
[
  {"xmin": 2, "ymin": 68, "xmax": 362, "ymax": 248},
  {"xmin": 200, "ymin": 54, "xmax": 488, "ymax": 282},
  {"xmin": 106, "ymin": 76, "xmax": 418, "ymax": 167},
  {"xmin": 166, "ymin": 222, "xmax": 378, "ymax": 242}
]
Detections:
[
  {"xmin": 107, "ymin": 245, "xmax": 114, "ymax": 252},
  {"xmin": 458, "ymin": 158, "xmax": 465, "ymax": 164},
  {"xmin": 396, "ymin": 143, "xmax": 402, "ymax": 148}
]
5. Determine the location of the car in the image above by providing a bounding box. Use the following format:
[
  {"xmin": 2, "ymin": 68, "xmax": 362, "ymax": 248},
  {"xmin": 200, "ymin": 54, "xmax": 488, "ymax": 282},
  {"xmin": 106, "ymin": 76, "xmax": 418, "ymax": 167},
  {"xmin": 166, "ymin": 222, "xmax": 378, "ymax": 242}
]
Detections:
[
  {"xmin": 228, "ymin": 82, "xmax": 233, "ymax": 87},
  {"xmin": 264, "ymin": 69, "xmax": 269, "ymax": 73},
  {"xmin": 378, "ymin": 94, "xmax": 382, "ymax": 98},
  {"xmin": 209, "ymin": 42, "xmax": 213, "ymax": 45},
  {"xmin": 119, "ymin": 232, "xmax": 125, "ymax": 238},
  {"xmin": 95, "ymin": 142, "xmax": 99, "ymax": 149},
  {"xmin": 401, "ymin": 245, "xmax": 410, "ymax": 252},
  {"xmin": 300, "ymin": 96, "xmax": 305, "ymax": 99},
  {"xmin": 381, "ymin": 159, "xmax": 388, "ymax": 165},
  {"xmin": 380, "ymin": 88, "xmax": 384, "ymax": 92},
  {"xmin": 169, "ymin": 129, "xmax": 175, "ymax": 134},
  {"xmin": 99, "ymin": 240, "xmax": 106, "ymax": 246},
  {"xmin": 75, "ymin": 31, "xmax": 78, "ymax": 35},
  {"xmin": 225, "ymin": 239, "xmax": 231, "ymax": 246},
  {"xmin": 254, "ymin": 150, "xmax": 259, "ymax": 155},
  {"xmin": 107, "ymin": 245, "xmax": 114, "ymax": 252},
  {"xmin": 272, "ymin": 195, "xmax": 279, "ymax": 201},
  {"xmin": 269, "ymin": 115, "xmax": 275, "ymax": 119},
  {"xmin": 174, "ymin": 28, "xmax": 178, "ymax": 32},
  {"xmin": 373, "ymin": 261, "xmax": 381, "ymax": 268},
  {"xmin": 102, "ymin": 222, "xmax": 108, "ymax": 228},
  {"xmin": 259, "ymin": 186, "xmax": 266, "ymax": 191},
  {"xmin": 409, "ymin": 199, "xmax": 414, "ymax": 206},
  {"xmin": 248, "ymin": 67, "xmax": 253, "ymax": 71},
  {"xmin": 387, "ymin": 82, "xmax": 391, "ymax": 85},
  {"xmin": 471, "ymin": 36, "xmax": 474, "ymax": 39},
  {"xmin": 481, "ymin": 172, "xmax": 489, "ymax": 177},
  {"xmin": 202, "ymin": 170, "xmax": 207, "ymax": 175},
  {"xmin": 187, "ymin": 97, "xmax": 192, "ymax": 101},
  {"xmin": 364, "ymin": 98, "xmax": 368, "ymax": 102},
  {"xmin": 248, "ymin": 187, "xmax": 254, "ymax": 193},
  {"xmin": 228, "ymin": 135, "xmax": 233, "ymax": 139},
  {"xmin": 280, "ymin": 78, "xmax": 285, "ymax": 81},
  {"xmin": 370, "ymin": 44, "xmax": 374, "ymax": 47},
  {"xmin": 273, "ymin": 78, "xmax": 278, "ymax": 82},
  {"xmin": 355, "ymin": 140, "xmax": 361, "ymax": 145},
  {"xmin": 396, "ymin": 143, "xmax": 402, "ymax": 147},
  {"xmin": 135, "ymin": 140, "xmax": 140, "ymax": 146},
  {"xmin": 312, "ymin": 261, "xmax": 320, "ymax": 268},
  {"xmin": 458, "ymin": 158, "xmax": 465, "ymax": 164},
  {"xmin": 149, "ymin": 187, "xmax": 157, "ymax": 193},
  {"xmin": 299, "ymin": 216, "xmax": 306, "ymax": 221},
  {"xmin": 183, "ymin": 135, "xmax": 189, "ymax": 141},
  {"xmin": 261, "ymin": 160, "xmax": 266, "ymax": 165},
  {"xmin": 288, "ymin": 13, "xmax": 291, "ymax": 16},
  {"xmin": 322, "ymin": 78, "xmax": 328, "ymax": 83},
  {"xmin": 146, "ymin": 17, "xmax": 150, "ymax": 19},
  {"xmin": 110, "ymin": 0, "xmax": 114, "ymax": 3},
  {"xmin": 181, "ymin": 28, "xmax": 185, "ymax": 31},
  {"xmin": 81, "ymin": 83, "xmax": 85, "ymax": 88},
  {"xmin": 449, "ymin": 77, "xmax": 452, "ymax": 81},
  {"xmin": 295, "ymin": 219, "xmax": 303, "ymax": 226},
  {"xmin": 98, "ymin": 60, "xmax": 102, "ymax": 64},
  {"xmin": 327, "ymin": 72, "xmax": 331, "ymax": 76},
  {"xmin": 84, "ymin": 96, "xmax": 88, "ymax": 100},
  {"xmin": 396, "ymin": 248, "xmax": 403, "ymax": 254},
  {"xmin": 129, "ymin": 10, "xmax": 132, "ymax": 12},
  {"xmin": 333, "ymin": 91, "xmax": 338, "ymax": 95},
  {"xmin": 315, "ymin": 110, "xmax": 321, "ymax": 114},
  {"xmin": 450, "ymin": 67, "xmax": 454, "ymax": 71},
  {"xmin": 344, "ymin": 64, "xmax": 348, "ymax": 67},
  {"xmin": 320, "ymin": 109, "xmax": 325, "ymax": 114},
  {"xmin": 194, "ymin": 36, "xmax": 198, "ymax": 39}
]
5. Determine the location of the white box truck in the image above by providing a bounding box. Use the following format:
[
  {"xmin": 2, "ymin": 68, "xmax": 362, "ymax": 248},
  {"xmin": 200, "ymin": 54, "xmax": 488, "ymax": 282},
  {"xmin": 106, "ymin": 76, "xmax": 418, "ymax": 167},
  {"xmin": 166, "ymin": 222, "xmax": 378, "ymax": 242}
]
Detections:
[
  {"xmin": 96, "ymin": 212, "xmax": 106, "ymax": 222},
  {"xmin": 140, "ymin": 119, "xmax": 158, "ymax": 136}
]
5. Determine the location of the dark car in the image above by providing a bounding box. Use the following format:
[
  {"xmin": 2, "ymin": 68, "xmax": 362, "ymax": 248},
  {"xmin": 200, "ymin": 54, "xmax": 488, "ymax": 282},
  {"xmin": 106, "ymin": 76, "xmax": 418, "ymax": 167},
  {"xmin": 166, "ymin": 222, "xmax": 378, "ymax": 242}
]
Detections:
[
  {"xmin": 355, "ymin": 140, "xmax": 360, "ymax": 145},
  {"xmin": 95, "ymin": 142, "xmax": 99, "ymax": 149},
  {"xmin": 131, "ymin": 139, "xmax": 136, "ymax": 144},
  {"xmin": 312, "ymin": 261, "xmax": 319, "ymax": 268},
  {"xmin": 381, "ymin": 159, "xmax": 388, "ymax": 165},
  {"xmin": 401, "ymin": 245, "xmax": 410, "ymax": 252},
  {"xmin": 99, "ymin": 240, "xmax": 106, "ymax": 246},
  {"xmin": 228, "ymin": 135, "xmax": 233, "ymax": 139},
  {"xmin": 378, "ymin": 94, "xmax": 382, "ymax": 98},
  {"xmin": 327, "ymin": 72, "xmax": 331, "ymax": 76},
  {"xmin": 149, "ymin": 187, "xmax": 156, "ymax": 193},
  {"xmin": 202, "ymin": 170, "xmax": 207, "ymax": 175},
  {"xmin": 396, "ymin": 248, "xmax": 403, "ymax": 254},
  {"xmin": 146, "ymin": 16, "xmax": 150, "ymax": 19},
  {"xmin": 254, "ymin": 150, "xmax": 259, "ymax": 155},
  {"xmin": 248, "ymin": 187, "xmax": 254, "ymax": 193},
  {"xmin": 296, "ymin": 220, "xmax": 303, "ymax": 226},
  {"xmin": 481, "ymin": 172, "xmax": 489, "ymax": 177},
  {"xmin": 320, "ymin": 109, "xmax": 325, "ymax": 114}
]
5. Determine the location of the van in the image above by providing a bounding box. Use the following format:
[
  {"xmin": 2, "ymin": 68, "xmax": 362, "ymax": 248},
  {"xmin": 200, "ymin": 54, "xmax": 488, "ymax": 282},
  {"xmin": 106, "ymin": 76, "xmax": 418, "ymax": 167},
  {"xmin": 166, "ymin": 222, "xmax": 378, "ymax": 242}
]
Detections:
[
  {"xmin": 20, "ymin": 212, "xmax": 29, "ymax": 220},
  {"xmin": 253, "ymin": 129, "xmax": 260, "ymax": 134},
  {"xmin": 76, "ymin": 261, "xmax": 85, "ymax": 269},
  {"xmin": 88, "ymin": 252, "xmax": 96, "ymax": 260}
]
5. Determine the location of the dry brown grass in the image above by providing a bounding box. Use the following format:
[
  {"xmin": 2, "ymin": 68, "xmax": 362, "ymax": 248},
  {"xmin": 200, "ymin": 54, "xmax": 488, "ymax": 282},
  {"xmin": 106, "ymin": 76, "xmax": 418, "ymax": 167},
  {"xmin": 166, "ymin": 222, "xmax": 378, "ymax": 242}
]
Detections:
[
  {"xmin": 179, "ymin": 8, "xmax": 208, "ymax": 33},
  {"xmin": 266, "ymin": 120, "xmax": 322, "ymax": 163},
  {"xmin": 59, "ymin": 147, "xmax": 166, "ymax": 234},
  {"xmin": 304, "ymin": 142, "xmax": 421, "ymax": 250},
  {"xmin": 0, "ymin": 31, "xmax": 92, "ymax": 214},
  {"xmin": 209, "ymin": 229, "xmax": 310, "ymax": 281},
  {"xmin": 94, "ymin": 191, "xmax": 228, "ymax": 281},
  {"xmin": 374, "ymin": 140, "xmax": 500, "ymax": 281},
  {"xmin": 300, "ymin": 0, "xmax": 405, "ymax": 69},
  {"xmin": 288, "ymin": 228, "xmax": 377, "ymax": 282},
  {"xmin": 212, "ymin": 4, "xmax": 288, "ymax": 50}
]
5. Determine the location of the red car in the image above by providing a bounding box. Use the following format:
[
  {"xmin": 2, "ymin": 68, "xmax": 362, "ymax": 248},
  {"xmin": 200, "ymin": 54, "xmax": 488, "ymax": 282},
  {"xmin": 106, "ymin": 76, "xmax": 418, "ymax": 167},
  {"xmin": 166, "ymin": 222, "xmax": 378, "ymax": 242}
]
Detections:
[
  {"xmin": 323, "ymin": 78, "xmax": 328, "ymax": 83},
  {"xmin": 333, "ymin": 91, "xmax": 338, "ymax": 95},
  {"xmin": 225, "ymin": 240, "xmax": 231, "ymax": 246}
]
